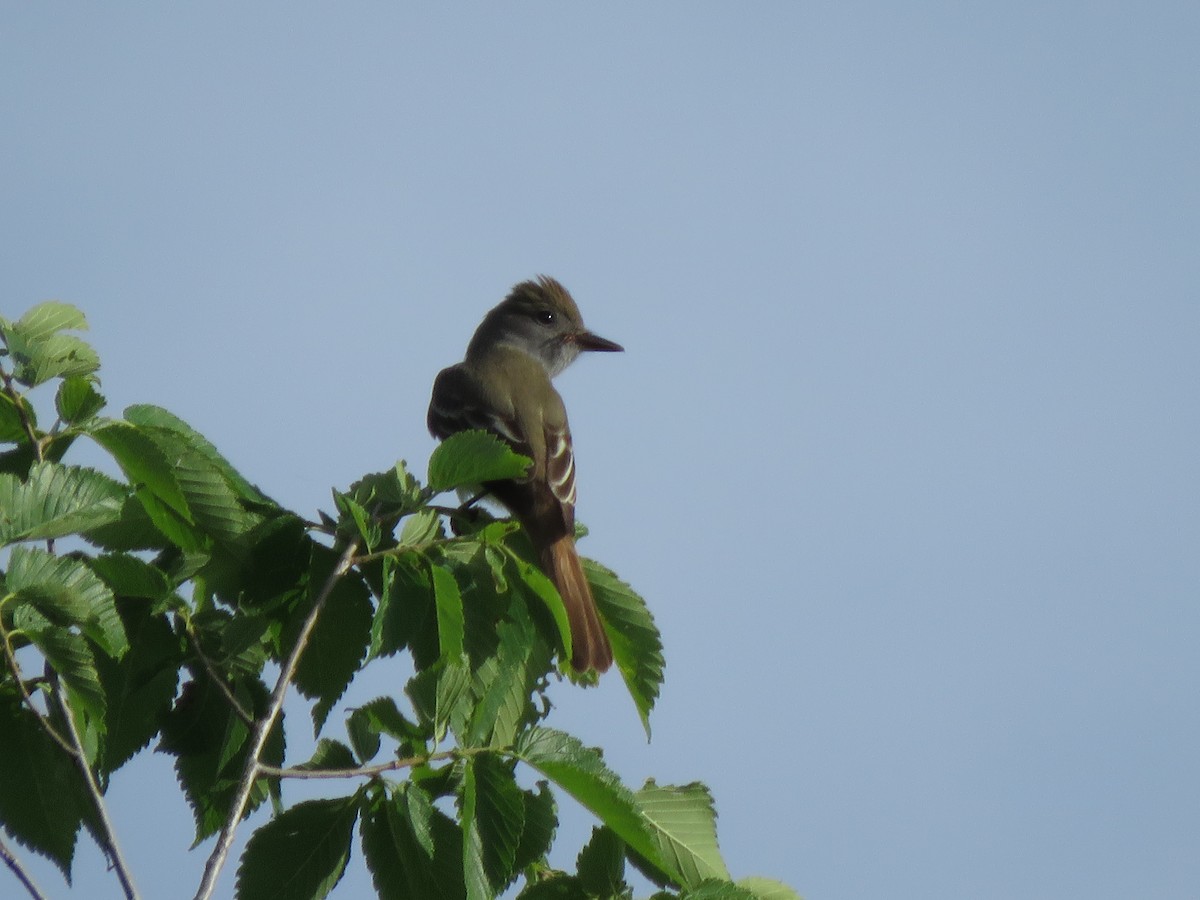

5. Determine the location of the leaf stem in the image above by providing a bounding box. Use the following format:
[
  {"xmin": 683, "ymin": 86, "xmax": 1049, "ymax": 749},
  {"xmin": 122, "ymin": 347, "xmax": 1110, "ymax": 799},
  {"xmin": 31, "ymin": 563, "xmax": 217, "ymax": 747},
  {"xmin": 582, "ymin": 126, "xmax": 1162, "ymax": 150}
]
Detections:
[
  {"xmin": 0, "ymin": 835, "xmax": 48, "ymax": 900},
  {"xmin": 191, "ymin": 539, "xmax": 360, "ymax": 900},
  {"xmin": 53, "ymin": 684, "xmax": 140, "ymax": 900}
]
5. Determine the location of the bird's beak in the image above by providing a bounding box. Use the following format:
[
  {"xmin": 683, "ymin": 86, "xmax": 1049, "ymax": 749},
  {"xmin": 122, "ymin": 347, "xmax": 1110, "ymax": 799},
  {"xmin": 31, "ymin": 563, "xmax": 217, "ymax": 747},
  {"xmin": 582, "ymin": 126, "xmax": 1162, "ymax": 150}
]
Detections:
[{"xmin": 573, "ymin": 330, "xmax": 624, "ymax": 353}]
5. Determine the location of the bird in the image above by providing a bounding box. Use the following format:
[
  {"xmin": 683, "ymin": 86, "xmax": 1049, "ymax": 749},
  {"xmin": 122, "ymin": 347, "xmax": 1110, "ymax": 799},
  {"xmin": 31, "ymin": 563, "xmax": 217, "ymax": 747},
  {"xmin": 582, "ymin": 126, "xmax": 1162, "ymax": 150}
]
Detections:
[{"xmin": 427, "ymin": 276, "xmax": 622, "ymax": 673}]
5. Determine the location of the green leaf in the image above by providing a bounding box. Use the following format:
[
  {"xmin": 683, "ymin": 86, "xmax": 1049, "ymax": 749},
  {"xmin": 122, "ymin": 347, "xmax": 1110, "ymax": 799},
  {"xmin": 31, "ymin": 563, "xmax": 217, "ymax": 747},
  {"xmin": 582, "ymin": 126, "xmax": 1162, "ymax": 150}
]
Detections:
[
  {"xmin": 468, "ymin": 754, "xmax": 526, "ymax": 890},
  {"xmin": 82, "ymin": 493, "xmax": 180, "ymax": 552},
  {"xmin": 679, "ymin": 882, "xmax": 760, "ymax": 900},
  {"xmin": 504, "ymin": 546, "xmax": 572, "ymax": 664},
  {"xmin": 513, "ymin": 727, "xmax": 666, "ymax": 880},
  {"xmin": 287, "ymin": 546, "xmax": 373, "ymax": 734},
  {"xmin": 459, "ymin": 759, "xmax": 492, "ymax": 900},
  {"xmin": 465, "ymin": 597, "xmax": 548, "ymax": 748},
  {"xmin": 12, "ymin": 333, "xmax": 101, "ymax": 386},
  {"xmin": 577, "ymin": 826, "xmax": 627, "ymax": 898},
  {"xmin": 14, "ymin": 300, "xmax": 88, "ymax": 341},
  {"xmin": 399, "ymin": 507, "xmax": 443, "ymax": 547},
  {"xmin": 297, "ymin": 738, "xmax": 358, "ymax": 772},
  {"xmin": 636, "ymin": 781, "xmax": 730, "ymax": 889},
  {"xmin": 136, "ymin": 421, "xmax": 260, "ymax": 546},
  {"xmin": 5, "ymin": 545, "xmax": 128, "ymax": 658},
  {"xmin": 0, "ymin": 461, "xmax": 126, "ymax": 545},
  {"xmin": 0, "ymin": 695, "xmax": 89, "ymax": 878},
  {"xmin": 430, "ymin": 562, "xmax": 465, "ymax": 661},
  {"xmin": 89, "ymin": 421, "xmax": 193, "ymax": 522},
  {"xmin": 512, "ymin": 781, "xmax": 558, "ymax": 874},
  {"xmin": 735, "ymin": 877, "xmax": 805, "ymax": 900},
  {"xmin": 94, "ymin": 597, "xmax": 182, "ymax": 774},
  {"xmin": 0, "ymin": 391, "xmax": 35, "ymax": 443},
  {"xmin": 159, "ymin": 675, "xmax": 283, "ymax": 842},
  {"xmin": 13, "ymin": 604, "xmax": 107, "ymax": 728},
  {"xmin": 235, "ymin": 797, "xmax": 358, "ymax": 900},
  {"xmin": 406, "ymin": 655, "xmax": 472, "ymax": 744},
  {"xmin": 347, "ymin": 696, "xmax": 426, "ymax": 763},
  {"xmin": 371, "ymin": 554, "xmax": 436, "ymax": 663},
  {"xmin": 584, "ymin": 559, "xmax": 665, "ymax": 739},
  {"xmin": 360, "ymin": 786, "xmax": 464, "ymax": 900},
  {"xmin": 55, "ymin": 374, "xmax": 106, "ymax": 424},
  {"xmin": 86, "ymin": 552, "xmax": 171, "ymax": 601},
  {"xmin": 427, "ymin": 430, "xmax": 531, "ymax": 494},
  {"xmin": 124, "ymin": 404, "xmax": 270, "ymax": 505}
]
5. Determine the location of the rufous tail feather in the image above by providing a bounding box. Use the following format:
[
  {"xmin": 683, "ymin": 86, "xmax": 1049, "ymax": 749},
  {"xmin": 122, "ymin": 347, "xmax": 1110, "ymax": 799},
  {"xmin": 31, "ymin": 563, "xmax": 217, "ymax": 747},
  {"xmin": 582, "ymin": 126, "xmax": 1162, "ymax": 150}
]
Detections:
[{"xmin": 541, "ymin": 536, "xmax": 613, "ymax": 673}]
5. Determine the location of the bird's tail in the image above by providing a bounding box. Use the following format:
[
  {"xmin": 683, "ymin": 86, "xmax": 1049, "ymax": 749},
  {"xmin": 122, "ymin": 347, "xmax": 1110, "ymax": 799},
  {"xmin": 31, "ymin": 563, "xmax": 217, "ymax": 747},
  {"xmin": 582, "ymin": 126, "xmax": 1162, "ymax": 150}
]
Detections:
[{"xmin": 541, "ymin": 535, "xmax": 613, "ymax": 673}]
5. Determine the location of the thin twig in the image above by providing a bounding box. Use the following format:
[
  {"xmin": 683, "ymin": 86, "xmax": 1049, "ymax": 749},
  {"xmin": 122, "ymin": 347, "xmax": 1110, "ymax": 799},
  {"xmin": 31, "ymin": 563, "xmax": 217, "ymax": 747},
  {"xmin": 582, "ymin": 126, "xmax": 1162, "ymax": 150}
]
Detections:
[
  {"xmin": 0, "ymin": 622, "xmax": 74, "ymax": 754},
  {"xmin": 0, "ymin": 834, "xmax": 48, "ymax": 900},
  {"xmin": 184, "ymin": 625, "xmax": 254, "ymax": 726},
  {"xmin": 257, "ymin": 748, "xmax": 459, "ymax": 781},
  {"xmin": 53, "ymin": 686, "xmax": 139, "ymax": 900},
  {"xmin": 192, "ymin": 539, "xmax": 360, "ymax": 900}
]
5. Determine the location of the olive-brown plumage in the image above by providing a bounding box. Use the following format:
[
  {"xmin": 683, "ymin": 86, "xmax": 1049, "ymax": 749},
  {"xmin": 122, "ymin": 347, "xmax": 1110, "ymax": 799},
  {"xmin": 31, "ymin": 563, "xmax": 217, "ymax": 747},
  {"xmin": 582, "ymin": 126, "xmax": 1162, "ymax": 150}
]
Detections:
[{"xmin": 427, "ymin": 277, "xmax": 622, "ymax": 673}]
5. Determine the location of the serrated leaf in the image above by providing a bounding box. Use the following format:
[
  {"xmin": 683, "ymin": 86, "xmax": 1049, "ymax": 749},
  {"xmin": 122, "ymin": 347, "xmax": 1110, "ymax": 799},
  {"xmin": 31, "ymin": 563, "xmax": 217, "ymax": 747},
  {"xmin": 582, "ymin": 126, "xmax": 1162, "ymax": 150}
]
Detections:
[
  {"xmin": 504, "ymin": 546, "xmax": 572, "ymax": 664},
  {"xmin": 430, "ymin": 562, "xmax": 465, "ymax": 661},
  {"xmin": 636, "ymin": 782, "xmax": 729, "ymax": 889},
  {"xmin": 427, "ymin": 430, "xmax": 532, "ymax": 494},
  {"xmin": 371, "ymin": 552, "xmax": 437, "ymax": 664},
  {"xmin": 584, "ymin": 559, "xmax": 664, "ymax": 739},
  {"xmin": 5, "ymin": 545, "xmax": 127, "ymax": 658},
  {"xmin": 298, "ymin": 738, "xmax": 358, "ymax": 771},
  {"xmin": 12, "ymin": 333, "xmax": 100, "ymax": 386},
  {"xmin": 735, "ymin": 877, "xmax": 804, "ymax": 900},
  {"xmin": 406, "ymin": 655, "xmax": 472, "ymax": 743},
  {"xmin": 89, "ymin": 420, "xmax": 193, "ymax": 521},
  {"xmin": 137, "ymin": 422, "xmax": 259, "ymax": 546},
  {"xmin": 158, "ymin": 675, "xmax": 283, "ymax": 842},
  {"xmin": 680, "ymin": 882, "xmax": 760, "ymax": 900},
  {"xmin": 577, "ymin": 826, "xmax": 627, "ymax": 898},
  {"xmin": 361, "ymin": 787, "xmax": 464, "ymax": 900},
  {"xmin": 0, "ymin": 461, "xmax": 126, "ymax": 544},
  {"xmin": 13, "ymin": 604, "xmax": 106, "ymax": 728},
  {"xmin": 0, "ymin": 695, "xmax": 88, "ymax": 877},
  {"xmin": 466, "ymin": 598, "xmax": 546, "ymax": 748},
  {"xmin": 513, "ymin": 728, "xmax": 666, "ymax": 880},
  {"xmin": 347, "ymin": 696, "xmax": 426, "ymax": 763},
  {"xmin": 235, "ymin": 797, "xmax": 358, "ymax": 900},
  {"xmin": 15, "ymin": 300, "xmax": 88, "ymax": 340},
  {"xmin": 55, "ymin": 375, "xmax": 106, "ymax": 424},
  {"xmin": 94, "ymin": 598, "xmax": 181, "ymax": 773},
  {"xmin": 513, "ymin": 781, "xmax": 557, "ymax": 875},
  {"xmin": 469, "ymin": 754, "xmax": 526, "ymax": 889},
  {"xmin": 459, "ymin": 760, "xmax": 492, "ymax": 900},
  {"xmin": 0, "ymin": 391, "xmax": 35, "ymax": 442},
  {"xmin": 288, "ymin": 546, "xmax": 372, "ymax": 734},
  {"xmin": 124, "ymin": 404, "xmax": 270, "ymax": 505},
  {"xmin": 399, "ymin": 507, "xmax": 443, "ymax": 546},
  {"xmin": 86, "ymin": 552, "xmax": 171, "ymax": 600}
]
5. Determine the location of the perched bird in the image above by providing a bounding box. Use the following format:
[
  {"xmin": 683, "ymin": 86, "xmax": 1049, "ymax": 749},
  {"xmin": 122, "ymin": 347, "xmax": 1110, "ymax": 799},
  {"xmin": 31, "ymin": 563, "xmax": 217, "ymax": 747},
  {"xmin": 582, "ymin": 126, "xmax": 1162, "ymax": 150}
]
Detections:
[{"xmin": 427, "ymin": 276, "xmax": 622, "ymax": 673}]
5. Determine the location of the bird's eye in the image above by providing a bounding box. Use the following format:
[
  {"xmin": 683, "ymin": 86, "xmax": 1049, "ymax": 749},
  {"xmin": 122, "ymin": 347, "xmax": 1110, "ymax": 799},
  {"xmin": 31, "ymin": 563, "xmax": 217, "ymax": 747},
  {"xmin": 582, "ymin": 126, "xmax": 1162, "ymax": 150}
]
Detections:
[{"xmin": 536, "ymin": 309, "xmax": 556, "ymax": 325}]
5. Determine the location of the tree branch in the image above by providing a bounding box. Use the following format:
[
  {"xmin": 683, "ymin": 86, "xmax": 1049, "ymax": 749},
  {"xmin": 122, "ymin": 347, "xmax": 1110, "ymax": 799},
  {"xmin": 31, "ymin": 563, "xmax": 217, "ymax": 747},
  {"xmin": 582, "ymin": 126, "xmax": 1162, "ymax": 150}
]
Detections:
[
  {"xmin": 53, "ymin": 686, "xmax": 139, "ymax": 900},
  {"xmin": 0, "ymin": 834, "xmax": 48, "ymax": 900},
  {"xmin": 192, "ymin": 539, "xmax": 360, "ymax": 900}
]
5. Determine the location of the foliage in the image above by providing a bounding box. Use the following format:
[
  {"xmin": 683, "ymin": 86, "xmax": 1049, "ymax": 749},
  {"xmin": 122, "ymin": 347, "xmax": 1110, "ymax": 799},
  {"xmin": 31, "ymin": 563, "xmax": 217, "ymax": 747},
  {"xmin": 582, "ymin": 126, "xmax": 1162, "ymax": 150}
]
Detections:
[{"xmin": 0, "ymin": 302, "xmax": 800, "ymax": 900}]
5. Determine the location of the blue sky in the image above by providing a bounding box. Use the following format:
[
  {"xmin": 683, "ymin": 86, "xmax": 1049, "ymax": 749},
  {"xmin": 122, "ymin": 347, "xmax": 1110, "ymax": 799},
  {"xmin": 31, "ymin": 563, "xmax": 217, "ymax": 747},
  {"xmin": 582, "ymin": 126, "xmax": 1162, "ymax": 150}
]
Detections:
[{"xmin": 4, "ymin": 4, "xmax": 1199, "ymax": 898}]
